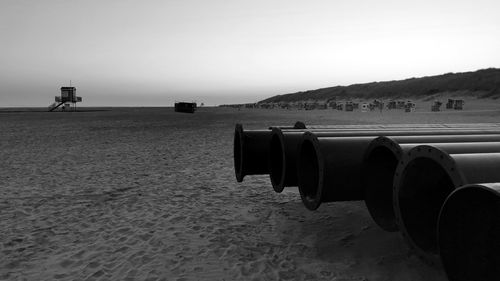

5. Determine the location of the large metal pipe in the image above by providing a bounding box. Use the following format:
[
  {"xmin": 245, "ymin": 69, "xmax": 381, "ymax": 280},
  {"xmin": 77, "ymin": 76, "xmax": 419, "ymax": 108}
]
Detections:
[
  {"xmin": 269, "ymin": 128, "xmax": 388, "ymax": 192},
  {"xmin": 237, "ymin": 123, "xmax": 392, "ymax": 182},
  {"xmin": 235, "ymin": 123, "xmax": 382, "ymax": 182},
  {"xmin": 437, "ymin": 183, "xmax": 500, "ymax": 281},
  {"xmin": 363, "ymin": 136, "xmax": 500, "ymax": 232},
  {"xmin": 393, "ymin": 147, "xmax": 500, "ymax": 263},
  {"xmin": 235, "ymin": 124, "xmax": 413, "ymax": 182},
  {"xmin": 296, "ymin": 123, "xmax": 500, "ymax": 129},
  {"xmin": 234, "ymin": 124, "xmax": 273, "ymax": 182},
  {"xmin": 297, "ymin": 134, "xmax": 388, "ymax": 211},
  {"xmin": 234, "ymin": 122, "xmax": 315, "ymax": 182},
  {"xmin": 271, "ymin": 128, "xmax": 500, "ymax": 192},
  {"xmin": 236, "ymin": 122, "xmax": 500, "ymax": 182},
  {"xmin": 269, "ymin": 127, "xmax": 455, "ymax": 192},
  {"xmin": 234, "ymin": 123, "xmax": 354, "ymax": 182},
  {"xmin": 296, "ymin": 130, "xmax": 500, "ymax": 211}
]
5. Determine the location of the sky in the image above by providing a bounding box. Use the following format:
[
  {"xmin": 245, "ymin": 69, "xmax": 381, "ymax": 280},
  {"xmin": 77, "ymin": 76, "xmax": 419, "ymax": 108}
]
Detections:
[{"xmin": 1, "ymin": 0, "xmax": 500, "ymax": 106}]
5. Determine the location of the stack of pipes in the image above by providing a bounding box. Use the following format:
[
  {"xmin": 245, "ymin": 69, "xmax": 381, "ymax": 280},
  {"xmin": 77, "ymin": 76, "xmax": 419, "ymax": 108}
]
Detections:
[{"xmin": 234, "ymin": 122, "xmax": 500, "ymax": 281}]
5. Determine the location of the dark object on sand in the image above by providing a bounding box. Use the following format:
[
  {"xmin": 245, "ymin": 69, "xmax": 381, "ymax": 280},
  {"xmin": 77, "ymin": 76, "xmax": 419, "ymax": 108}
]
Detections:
[{"xmin": 175, "ymin": 102, "xmax": 197, "ymax": 113}]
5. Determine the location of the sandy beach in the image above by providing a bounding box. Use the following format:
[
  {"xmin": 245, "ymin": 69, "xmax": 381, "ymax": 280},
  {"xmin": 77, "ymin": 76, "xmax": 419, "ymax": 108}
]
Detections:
[{"xmin": 2, "ymin": 104, "xmax": 500, "ymax": 281}]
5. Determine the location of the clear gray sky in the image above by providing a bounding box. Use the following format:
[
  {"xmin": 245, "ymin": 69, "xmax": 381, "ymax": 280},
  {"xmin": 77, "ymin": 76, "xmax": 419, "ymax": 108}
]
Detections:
[{"xmin": 1, "ymin": 0, "xmax": 500, "ymax": 106}]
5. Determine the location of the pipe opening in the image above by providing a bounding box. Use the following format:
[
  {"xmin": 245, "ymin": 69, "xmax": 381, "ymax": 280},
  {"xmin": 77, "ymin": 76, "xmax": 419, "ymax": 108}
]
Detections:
[
  {"xmin": 364, "ymin": 146, "xmax": 399, "ymax": 231},
  {"xmin": 233, "ymin": 126, "xmax": 243, "ymax": 182},
  {"xmin": 439, "ymin": 187, "xmax": 500, "ymax": 281},
  {"xmin": 398, "ymin": 157, "xmax": 455, "ymax": 253},
  {"xmin": 298, "ymin": 139, "xmax": 320, "ymax": 209},
  {"xmin": 269, "ymin": 133, "xmax": 284, "ymax": 191}
]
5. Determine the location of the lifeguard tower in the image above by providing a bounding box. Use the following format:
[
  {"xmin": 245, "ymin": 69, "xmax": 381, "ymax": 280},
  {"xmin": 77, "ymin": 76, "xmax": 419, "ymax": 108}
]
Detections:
[{"xmin": 48, "ymin": 86, "xmax": 82, "ymax": 111}]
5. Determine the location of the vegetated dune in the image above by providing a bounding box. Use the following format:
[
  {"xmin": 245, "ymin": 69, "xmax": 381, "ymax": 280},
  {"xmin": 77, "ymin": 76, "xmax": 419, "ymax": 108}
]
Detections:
[
  {"xmin": 260, "ymin": 68, "xmax": 500, "ymax": 104},
  {"xmin": 3, "ymin": 106, "xmax": 500, "ymax": 280}
]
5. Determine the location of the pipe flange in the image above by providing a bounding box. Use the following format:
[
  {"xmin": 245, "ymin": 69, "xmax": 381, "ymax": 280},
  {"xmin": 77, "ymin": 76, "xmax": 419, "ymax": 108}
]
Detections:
[
  {"xmin": 393, "ymin": 145, "xmax": 465, "ymax": 265},
  {"xmin": 234, "ymin": 123, "xmax": 245, "ymax": 182},
  {"xmin": 298, "ymin": 131, "xmax": 324, "ymax": 210},
  {"xmin": 362, "ymin": 136, "xmax": 403, "ymax": 232}
]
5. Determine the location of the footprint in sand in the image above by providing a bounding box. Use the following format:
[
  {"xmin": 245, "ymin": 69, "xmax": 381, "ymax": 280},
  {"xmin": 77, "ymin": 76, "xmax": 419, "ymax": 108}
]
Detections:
[
  {"xmin": 193, "ymin": 266, "xmax": 203, "ymax": 272},
  {"xmin": 320, "ymin": 270, "xmax": 335, "ymax": 277},
  {"xmin": 278, "ymin": 270, "xmax": 297, "ymax": 280},
  {"xmin": 86, "ymin": 269, "xmax": 105, "ymax": 280},
  {"xmin": 169, "ymin": 215, "xmax": 186, "ymax": 223},
  {"xmin": 71, "ymin": 249, "xmax": 86, "ymax": 259},
  {"xmin": 126, "ymin": 238, "xmax": 139, "ymax": 246},
  {"xmin": 53, "ymin": 273, "xmax": 68, "ymax": 280},
  {"xmin": 59, "ymin": 259, "xmax": 74, "ymax": 268},
  {"xmin": 86, "ymin": 261, "xmax": 100, "ymax": 269},
  {"xmin": 279, "ymin": 259, "xmax": 296, "ymax": 271},
  {"xmin": 340, "ymin": 233, "xmax": 356, "ymax": 247},
  {"xmin": 239, "ymin": 260, "xmax": 266, "ymax": 277},
  {"xmin": 115, "ymin": 227, "xmax": 131, "ymax": 233},
  {"xmin": 138, "ymin": 233, "xmax": 153, "ymax": 241},
  {"xmin": 114, "ymin": 246, "xmax": 130, "ymax": 253},
  {"xmin": 142, "ymin": 221, "xmax": 155, "ymax": 228}
]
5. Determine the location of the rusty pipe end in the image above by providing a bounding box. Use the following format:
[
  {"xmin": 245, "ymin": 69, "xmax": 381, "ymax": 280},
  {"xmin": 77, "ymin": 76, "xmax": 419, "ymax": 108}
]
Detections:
[
  {"xmin": 393, "ymin": 145, "xmax": 463, "ymax": 262},
  {"xmin": 269, "ymin": 128, "xmax": 286, "ymax": 192},
  {"xmin": 438, "ymin": 183, "xmax": 500, "ymax": 281},
  {"xmin": 234, "ymin": 123, "xmax": 245, "ymax": 182},
  {"xmin": 362, "ymin": 136, "xmax": 401, "ymax": 232},
  {"xmin": 297, "ymin": 132, "xmax": 324, "ymax": 210}
]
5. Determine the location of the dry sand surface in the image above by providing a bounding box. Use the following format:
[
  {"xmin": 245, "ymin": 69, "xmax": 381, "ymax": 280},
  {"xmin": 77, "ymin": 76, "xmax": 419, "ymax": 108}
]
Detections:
[{"xmin": 2, "ymin": 103, "xmax": 500, "ymax": 281}]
